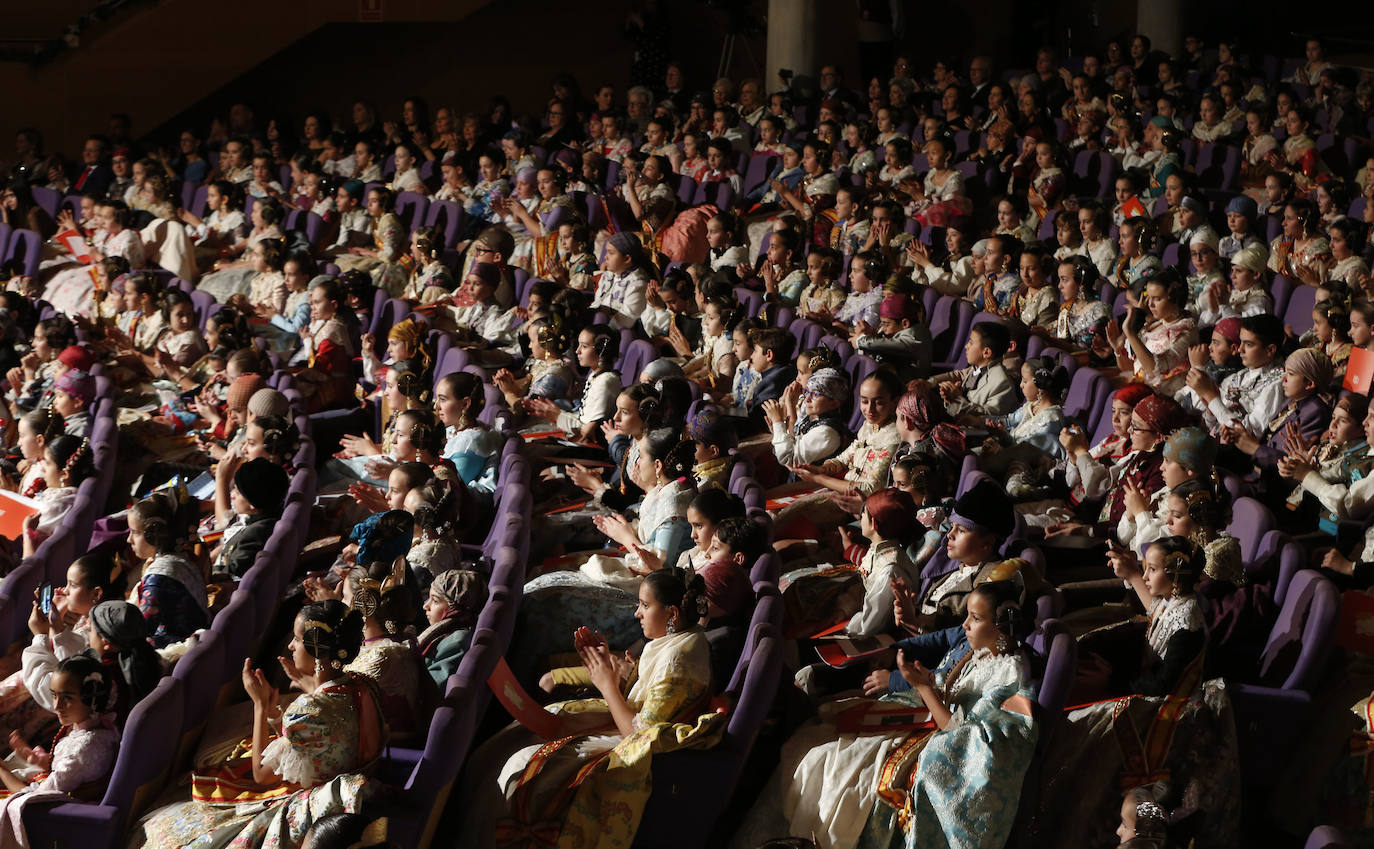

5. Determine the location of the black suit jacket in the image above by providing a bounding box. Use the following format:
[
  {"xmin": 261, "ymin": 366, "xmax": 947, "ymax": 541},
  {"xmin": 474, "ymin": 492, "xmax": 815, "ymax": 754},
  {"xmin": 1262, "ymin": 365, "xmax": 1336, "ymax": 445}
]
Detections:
[{"xmin": 69, "ymin": 164, "xmax": 113, "ymax": 198}]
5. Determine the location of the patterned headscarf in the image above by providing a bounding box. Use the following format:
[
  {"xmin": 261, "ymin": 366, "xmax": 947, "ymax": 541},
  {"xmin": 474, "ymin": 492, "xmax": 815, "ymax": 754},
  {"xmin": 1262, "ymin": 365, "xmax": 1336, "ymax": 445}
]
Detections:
[
  {"xmin": 806, "ymin": 368, "xmax": 850, "ymax": 402},
  {"xmin": 1162, "ymin": 426, "xmax": 1216, "ymax": 474},
  {"xmin": 898, "ymin": 387, "xmax": 966, "ymax": 459},
  {"xmin": 350, "ymin": 510, "xmax": 415, "ymax": 566},
  {"xmin": 1132, "ymin": 394, "xmax": 1187, "ymax": 437},
  {"xmin": 1284, "ymin": 347, "xmax": 1334, "ymax": 394},
  {"xmin": 429, "ymin": 569, "xmax": 485, "ymax": 628},
  {"xmin": 388, "ymin": 318, "xmax": 431, "ymax": 373}
]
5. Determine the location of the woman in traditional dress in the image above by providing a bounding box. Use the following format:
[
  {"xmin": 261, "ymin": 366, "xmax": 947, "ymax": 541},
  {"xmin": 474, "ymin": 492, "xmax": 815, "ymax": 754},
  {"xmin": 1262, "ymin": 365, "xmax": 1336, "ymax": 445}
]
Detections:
[
  {"xmin": 738, "ymin": 576, "xmax": 1037, "ymax": 849},
  {"xmin": 136, "ymin": 600, "xmax": 386, "ymax": 849},
  {"xmin": 460, "ymin": 569, "xmax": 721, "ymax": 849}
]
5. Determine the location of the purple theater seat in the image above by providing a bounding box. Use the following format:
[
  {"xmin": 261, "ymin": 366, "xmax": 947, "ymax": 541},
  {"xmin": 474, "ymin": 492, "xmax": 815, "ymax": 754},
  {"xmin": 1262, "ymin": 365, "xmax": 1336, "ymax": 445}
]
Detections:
[
  {"xmin": 171, "ymin": 629, "xmax": 225, "ymax": 769},
  {"xmin": 388, "ymin": 702, "xmax": 478, "ymax": 849},
  {"xmin": 395, "ymin": 191, "xmax": 429, "ymax": 233},
  {"xmin": 633, "ymin": 631, "xmax": 783, "ymax": 849},
  {"xmin": 1226, "ymin": 497, "xmax": 1275, "ymax": 571},
  {"xmin": 1230, "ymin": 569, "xmax": 1339, "ymax": 786},
  {"xmin": 1305, "ymin": 825, "xmax": 1352, "ymax": 849},
  {"xmin": 30, "ymin": 186, "xmax": 61, "ymax": 219},
  {"xmin": 22, "ymin": 678, "xmax": 184, "ymax": 849},
  {"xmin": 4, "ymin": 229, "xmax": 43, "ymax": 277}
]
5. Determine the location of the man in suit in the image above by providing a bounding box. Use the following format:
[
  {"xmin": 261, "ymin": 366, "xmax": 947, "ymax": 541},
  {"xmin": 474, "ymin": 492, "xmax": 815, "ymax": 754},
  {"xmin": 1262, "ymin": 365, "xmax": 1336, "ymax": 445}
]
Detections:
[
  {"xmin": 930, "ymin": 321, "xmax": 1020, "ymax": 420},
  {"xmin": 818, "ymin": 65, "xmax": 861, "ymax": 114},
  {"xmin": 53, "ymin": 136, "xmax": 113, "ymax": 197},
  {"xmin": 967, "ymin": 56, "xmax": 994, "ymax": 109}
]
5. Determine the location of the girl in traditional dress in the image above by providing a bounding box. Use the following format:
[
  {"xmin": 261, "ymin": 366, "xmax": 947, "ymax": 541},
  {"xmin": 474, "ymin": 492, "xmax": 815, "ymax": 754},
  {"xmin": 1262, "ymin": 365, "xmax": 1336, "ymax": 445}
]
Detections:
[
  {"xmin": 42, "ymin": 200, "xmax": 145, "ymax": 319},
  {"xmin": 294, "ymin": 278, "xmax": 359, "ymax": 412},
  {"xmin": 461, "ymin": 569, "xmax": 719, "ymax": 849},
  {"xmin": 136, "ymin": 600, "xmax": 385, "ymax": 849},
  {"xmin": 125, "ymin": 488, "xmax": 209, "ymax": 648},
  {"xmin": 1054, "ymin": 256, "xmax": 1111, "ymax": 351},
  {"xmin": 418, "ymin": 569, "xmax": 484, "ymax": 688},
  {"xmin": 17, "ymin": 436, "xmax": 91, "ymax": 560},
  {"xmin": 432, "ymin": 372, "xmax": 500, "ymax": 495},
  {"xmin": 335, "ymin": 188, "xmax": 408, "ymax": 297},
  {"xmin": 771, "ymin": 370, "xmax": 903, "ymax": 541},
  {"xmin": 493, "ymin": 316, "xmax": 576, "ymax": 415},
  {"xmin": 1268, "ymin": 199, "xmax": 1331, "ymax": 282},
  {"xmin": 522, "ymin": 326, "xmax": 621, "ymax": 443},
  {"xmin": 196, "ymin": 198, "xmax": 285, "ymax": 304},
  {"xmin": 0, "ymin": 655, "xmax": 120, "ymax": 849},
  {"xmin": 742, "ymin": 576, "xmax": 1036, "ymax": 849},
  {"xmin": 1107, "ymin": 275, "xmax": 1198, "ymax": 396}
]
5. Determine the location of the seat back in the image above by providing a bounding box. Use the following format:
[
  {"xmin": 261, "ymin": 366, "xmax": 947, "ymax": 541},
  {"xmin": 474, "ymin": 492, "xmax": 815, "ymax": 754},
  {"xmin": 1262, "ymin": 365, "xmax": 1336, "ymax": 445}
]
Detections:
[
  {"xmin": 1062, "ymin": 367, "xmax": 1105, "ymax": 427},
  {"xmin": 1259, "ymin": 569, "xmax": 1339, "ymax": 691},
  {"xmin": 1282, "ymin": 281, "xmax": 1317, "ymax": 336},
  {"xmin": 1036, "ymin": 631, "xmax": 1077, "ymax": 715},
  {"xmin": 396, "ymin": 704, "xmax": 478, "ymax": 849},
  {"xmin": 1226, "ymin": 497, "xmax": 1274, "ymax": 569},
  {"xmin": 102, "ymin": 677, "xmax": 184, "ymax": 827},
  {"xmin": 5, "ymin": 229, "xmax": 43, "ymax": 277},
  {"xmin": 171, "ymin": 630, "xmax": 226, "ymax": 769}
]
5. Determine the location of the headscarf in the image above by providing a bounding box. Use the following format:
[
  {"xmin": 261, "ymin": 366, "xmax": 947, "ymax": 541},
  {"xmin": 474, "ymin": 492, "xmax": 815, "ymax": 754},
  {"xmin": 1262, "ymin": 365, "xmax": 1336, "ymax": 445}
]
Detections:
[
  {"xmin": 341, "ymin": 180, "xmax": 365, "ymax": 201},
  {"xmin": 686, "ymin": 405, "xmax": 738, "ymax": 450},
  {"xmin": 387, "ymin": 318, "xmax": 431, "ymax": 374},
  {"xmin": 248, "ymin": 388, "xmax": 290, "ymax": 419},
  {"xmin": 515, "ymin": 167, "xmax": 537, "ymax": 185},
  {"xmin": 1133, "ymin": 394, "xmax": 1187, "ymax": 437},
  {"xmin": 864, "ymin": 488, "xmax": 919, "ymax": 541},
  {"xmin": 1225, "ymin": 195, "xmax": 1258, "ymax": 225},
  {"xmin": 879, "ymin": 293, "xmax": 918, "ymax": 324},
  {"xmin": 469, "ymin": 262, "xmax": 501, "ymax": 288},
  {"xmin": 1188, "ymin": 227, "xmax": 1219, "ymax": 254},
  {"xmin": 1212, "ymin": 317, "xmax": 1242, "ymax": 345},
  {"xmin": 897, "ymin": 387, "xmax": 966, "ymax": 459},
  {"xmin": 350, "ymin": 510, "xmax": 415, "ymax": 566},
  {"xmin": 57, "ymin": 346, "xmax": 95, "ymax": 372},
  {"xmin": 226, "ymin": 374, "xmax": 265, "ymax": 410},
  {"xmin": 54, "ymin": 370, "xmax": 95, "ymax": 404},
  {"xmin": 90, "ymin": 601, "xmax": 161, "ymax": 706},
  {"xmin": 1162, "ymin": 426, "xmax": 1217, "ymax": 473},
  {"xmin": 607, "ymin": 231, "xmax": 645, "ymax": 264},
  {"xmin": 1180, "ymin": 195, "xmax": 1207, "ymax": 216},
  {"xmin": 642, "ymin": 358, "xmax": 684, "ymax": 382},
  {"xmin": 416, "ymin": 569, "xmax": 485, "ymax": 652},
  {"xmin": 429, "ymin": 569, "xmax": 485, "ymax": 627},
  {"xmin": 1231, "ymin": 246, "xmax": 1266, "ymax": 275},
  {"xmin": 233, "ymin": 458, "xmax": 289, "ymax": 517},
  {"xmin": 1113, "ymin": 383, "xmax": 1154, "ymax": 407},
  {"xmin": 1284, "ymin": 346, "xmax": 1334, "ymax": 394},
  {"xmin": 806, "ymin": 368, "xmax": 849, "ymax": 402}
]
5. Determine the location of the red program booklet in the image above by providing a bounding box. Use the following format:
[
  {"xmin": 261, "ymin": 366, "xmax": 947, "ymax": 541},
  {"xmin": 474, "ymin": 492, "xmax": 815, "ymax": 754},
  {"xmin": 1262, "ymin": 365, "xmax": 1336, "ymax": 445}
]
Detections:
[
  {"xmin": 55, "ymin": 229, "xmax": 93, "ymax": 263},
  {"xmin": 487, "ymin": 657, "xmax": 562, "ymax": 740},
  {"xmin": 0, "ymin": 490, "xmax": 40, "ymax": 540}
]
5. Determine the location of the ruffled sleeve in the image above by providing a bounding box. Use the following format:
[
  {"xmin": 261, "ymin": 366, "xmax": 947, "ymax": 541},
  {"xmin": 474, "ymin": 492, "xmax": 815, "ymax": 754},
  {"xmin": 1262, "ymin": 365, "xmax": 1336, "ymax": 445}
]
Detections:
[{"xmin": 261, "ymin": 693, "xmax": 350, "ymax": 788}]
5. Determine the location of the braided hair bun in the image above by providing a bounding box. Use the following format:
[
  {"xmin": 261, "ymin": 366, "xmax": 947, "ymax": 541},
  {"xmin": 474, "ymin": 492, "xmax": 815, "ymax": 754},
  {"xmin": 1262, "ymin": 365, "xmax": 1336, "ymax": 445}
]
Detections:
[{"xmin": 299, "ymin": 599, "xmax": 366, "ymax": 667}]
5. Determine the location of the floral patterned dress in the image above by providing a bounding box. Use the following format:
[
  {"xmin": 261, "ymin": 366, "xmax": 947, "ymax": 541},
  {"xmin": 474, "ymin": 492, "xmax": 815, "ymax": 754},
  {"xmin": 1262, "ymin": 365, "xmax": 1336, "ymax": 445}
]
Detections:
[
  {"xmin": 1053, "ymin": 298, "xmax": 1110, "ymax": 348},
  {"xmin": 134, "ymin": 553, "xmax": 210, "ymax": 649},
  {"xmin": 136, "ymin": 675, "xmax": 385, "ymax": 849},
  {"xmin": 738, "ymin": 643, "xmax": 1035, "ymax": 849},
  {"xmin": 1130, "ymin": 315, "xmax": 1198, "ymax": 395},
  {"xmin": 461, "ymin": 628, "xmax": 722, "ymax": 849},
  {"xmin": 773, "ymin": 420, "xmax": 902, "ymax": 534},
  {"xmin": 336, "ymin": 213, "xmax": 408, "ymax": 296}
]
